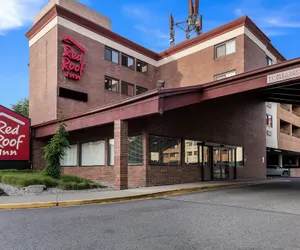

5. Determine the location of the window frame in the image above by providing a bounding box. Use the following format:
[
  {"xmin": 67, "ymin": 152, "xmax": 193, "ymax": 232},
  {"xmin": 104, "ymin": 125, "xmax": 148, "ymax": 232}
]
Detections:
[
  {"xmin": 215, "ymin": 39, "xmax": 236, "ymax": 59},
  {"xmin": 104, "ymin": 76, "xmax": 119, "ymax": 93},
  {"xmin": 121, "ymin": 53, "xmax": 135, "ymax": 70},
  {"xmin": 149, "ymin": 134, "xmax": 182, "ymax": 166},
  {"xmin": 136, "ymin": 85, "xmax": 148, "ymax": 95},
  {"xmin": 267, "ymin": 56, "xmax": 273, "ymax": 66},
  {"xmin": 121, "ymin": 81, "xmax": 135, "ymax": 97},
  {"xmin": 214, "ymin": 70, "xmax": 236, "ymax": 81},
  {"xmin": 105, "ymin": 46, "xmax": 119, "ymax": 64},
  {"xmin": 128, "ymin": 135, "xmax": 144, "ymax": 166},
  {"xmin": 80, "ymin": 140, "xmax": 106, "ymax": 167},
  {"xmin": 60, "ymin": 144, "xmax": 78, "ymax": 167},
  {"xmin": 136, "ymin": 59, "xmax": 148, "ymax": 74}
]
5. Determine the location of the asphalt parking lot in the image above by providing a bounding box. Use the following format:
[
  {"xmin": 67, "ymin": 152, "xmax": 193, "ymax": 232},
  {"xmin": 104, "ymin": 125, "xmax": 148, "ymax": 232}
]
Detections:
[{"xmin": 1, "ymin": 178, "xmax": 300, "ymax": 250}]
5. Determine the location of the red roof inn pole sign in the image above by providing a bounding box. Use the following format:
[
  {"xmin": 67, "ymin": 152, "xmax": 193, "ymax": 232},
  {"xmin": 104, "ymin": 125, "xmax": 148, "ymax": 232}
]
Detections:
[
  {"xmin": 0, "ymin": 106, "xmax": 30, "ymax": 161},
  {"xmin": 61, "ymin": 36, "xmax": 87, "ymax": 81}
]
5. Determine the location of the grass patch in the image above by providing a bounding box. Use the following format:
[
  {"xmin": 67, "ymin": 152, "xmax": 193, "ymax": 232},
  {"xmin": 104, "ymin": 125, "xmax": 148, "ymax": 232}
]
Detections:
[{"xmin": 0, "ymin": 170, "xmax": 104, "ymax": 190}]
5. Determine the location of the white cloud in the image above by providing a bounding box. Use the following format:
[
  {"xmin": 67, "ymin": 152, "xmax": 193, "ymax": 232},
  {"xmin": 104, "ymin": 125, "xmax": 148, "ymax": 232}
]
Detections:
[
  {"xmin": 233, "ymin": 1, "xmax": 300, "ymax": 36},
  {"xmin": 0, "ymin": 0, "xmax": 47, "ymax": 34}
]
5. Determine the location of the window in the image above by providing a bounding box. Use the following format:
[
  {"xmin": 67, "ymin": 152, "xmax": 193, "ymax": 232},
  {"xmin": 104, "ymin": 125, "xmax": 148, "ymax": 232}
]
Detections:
[
  {"xmin": 105, "ymin": 76, "xmax": 119, "ymax": 92},
  {"xmin": 108, "ymin": 139, "xmax": 114, "ymax": 165},
  {"xmin": 149, "ymin": 135, "xmax": 181, "ymax": 166},
  {"xmin": 121, "ymin": 54, "xmax": 134, "ymax": 69},
  {"xmin": 81, "ymin": 140, "xmax": 105, "ymax": 166},
  {"xmin": 267, "ymin": 56, "xmax": 273, "ymax": 66},
  {"xmin": 214, "ymin": 70, "xmax": 236, "ymax": 80},
  {"xmin": 185, "ymin": 140, "xmax": 199, "ymax": 164},
  {"xmin": 236, "ymin": 147, "xmax": 244, "ymax": 167},
  {"xmin": 136, "ymin": 85, "xmax": 148, "ymax": 95},
  {"xmin": 105, "ymin": 47, "xmax": 119, "ymax": 64},
  {"xmin": 121, "ymin": 81, "xmax": 135, "ymax": 97},
  {"xmin": 60, "ymin": 144, "xmax": 77, "ymax": 166},
  {"xmin": 215, "ymin": 39, "xmax": 236, "ymax": 58},
  {"xmin": 128, "ymin": 135, "xmax": 143, "ymax": 165},
  {"xmin": 266, "ymin": 114, "xmax": 273, "ymax": 127},
  {"xmin": 136, "ymin": 60, "xmax": 148, "ymax": 73}
]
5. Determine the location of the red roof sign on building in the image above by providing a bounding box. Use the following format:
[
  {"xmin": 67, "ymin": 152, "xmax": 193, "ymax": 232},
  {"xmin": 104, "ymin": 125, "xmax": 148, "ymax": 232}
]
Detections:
[{"xmin": 0, "ymin": 106, "xmax": 30, "ymax": 161}]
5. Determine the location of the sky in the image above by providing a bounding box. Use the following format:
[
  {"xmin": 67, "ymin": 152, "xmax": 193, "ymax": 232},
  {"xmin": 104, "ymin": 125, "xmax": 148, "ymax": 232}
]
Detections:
[{"xmin": 1, "ymin": 0, "xmax": 300, "ymax": 108}]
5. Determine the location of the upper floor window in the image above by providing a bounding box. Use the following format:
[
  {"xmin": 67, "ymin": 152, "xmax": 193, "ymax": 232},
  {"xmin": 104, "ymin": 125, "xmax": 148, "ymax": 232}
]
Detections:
[
  {"xmin": 266, "ymin": 114, "xmax": 273, "ymax": 127},
  {"xmin": 136, "ymin": 85, "xmax": 148, "ymax": 95},
  {"xmin": 136, "ymin": 60, "xmax": 148, "ymax": 73},
  {"xmin": 122, "ymin": 54, "xmax": 134, "ymax": 69},
  {"xmin": 215, "ymin": 39, "xmax": 236, "ymax": 58},
  {"xmin": 105, "ymin": 47, "xmax": 119, "ymax": 64},
  {"xmin": 267, "ymin": 56, "xmax": 273, "ymax": 66},
  {"xmin": 121, "ymin": 81, "xmax": 135, "ymax": 97},
  {"xmin": 105, "ymin": 76, "xmax": 119, "ymax": 92},
  {"xmin": 214, "ymin": 70, "xmax": 236, "ymax": 80}
]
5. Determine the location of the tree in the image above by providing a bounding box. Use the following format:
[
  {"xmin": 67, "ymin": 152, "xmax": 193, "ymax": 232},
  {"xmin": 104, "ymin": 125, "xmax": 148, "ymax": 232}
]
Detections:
[
  {"xmin": 11, "ymin": 98, "xmax": 29, "ymax": 117},
  {"xmin": 42, "ymin": 116, "xmax": 70, "ymax": 179}
]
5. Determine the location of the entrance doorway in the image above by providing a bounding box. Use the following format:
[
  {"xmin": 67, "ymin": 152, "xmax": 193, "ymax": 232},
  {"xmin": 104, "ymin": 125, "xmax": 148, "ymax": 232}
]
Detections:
[{"xmin": 198, "ymin": 144, "xmax": 237, "ymax": 181}]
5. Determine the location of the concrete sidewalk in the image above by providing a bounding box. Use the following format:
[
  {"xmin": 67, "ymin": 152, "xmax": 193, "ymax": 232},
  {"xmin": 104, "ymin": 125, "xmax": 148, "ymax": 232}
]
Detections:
[{"xmin": 0, "ymin": 179, "xmax": 287, "ymax": 210}]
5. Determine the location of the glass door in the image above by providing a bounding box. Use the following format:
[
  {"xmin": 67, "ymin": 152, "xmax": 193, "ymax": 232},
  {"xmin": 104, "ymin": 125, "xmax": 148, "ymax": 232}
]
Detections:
[
  {"xmin": 198, "ymin": 145, "xmax": 212, "ymax": 181},
  {"xmin": 213, "ymin": 147, "xmax": 231, "ymax": 181}
]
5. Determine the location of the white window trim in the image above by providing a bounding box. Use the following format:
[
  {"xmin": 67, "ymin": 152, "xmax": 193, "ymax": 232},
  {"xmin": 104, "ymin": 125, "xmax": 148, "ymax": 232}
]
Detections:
[
  {"xmin": 214, "ymin": 70, "xmax": 236, "ymax": 80},
  {"xmin": 215, "ymin": 39, "xmax": 236, "ymax": 58}
]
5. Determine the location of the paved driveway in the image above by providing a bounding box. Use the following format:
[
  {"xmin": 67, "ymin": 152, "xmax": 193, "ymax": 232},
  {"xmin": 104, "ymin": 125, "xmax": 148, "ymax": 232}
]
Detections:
[{"xmin": 1, "ymin": 179, "xmax": 300, "ymax": 250}]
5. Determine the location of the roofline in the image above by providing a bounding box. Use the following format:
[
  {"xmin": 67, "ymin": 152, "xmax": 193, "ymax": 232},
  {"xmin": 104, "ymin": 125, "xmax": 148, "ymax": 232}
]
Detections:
[{"xmin": 26, "ymin": 5, "xmax": 285, "ymax": 62}]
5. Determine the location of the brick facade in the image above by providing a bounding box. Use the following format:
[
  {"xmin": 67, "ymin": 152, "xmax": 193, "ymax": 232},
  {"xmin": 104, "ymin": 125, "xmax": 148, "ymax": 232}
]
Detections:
[{"xmin": 28, "ymin": 1, "xmax": 282, "ymax": 188}]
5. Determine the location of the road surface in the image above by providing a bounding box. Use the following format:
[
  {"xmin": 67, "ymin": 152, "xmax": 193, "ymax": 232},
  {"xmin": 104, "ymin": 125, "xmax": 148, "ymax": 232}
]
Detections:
[{"xmin": 1, "ymin": 179, "xmax": 300, "ymax": 250}]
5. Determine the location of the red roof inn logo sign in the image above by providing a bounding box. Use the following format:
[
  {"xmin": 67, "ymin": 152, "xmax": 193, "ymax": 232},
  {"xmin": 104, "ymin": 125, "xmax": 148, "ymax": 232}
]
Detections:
[
  {"xmin": 0, "ymin": 106, "xmax": 30, "ymax": 161},
  {"xmin": 61, "ymin": 36, "xmax": 87, "ymax": 81}
]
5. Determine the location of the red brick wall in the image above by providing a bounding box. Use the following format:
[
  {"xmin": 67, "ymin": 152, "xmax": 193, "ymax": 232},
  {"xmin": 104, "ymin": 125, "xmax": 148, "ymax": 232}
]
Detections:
[
  {"xmin": 244, "ymin": 35, "xmax": 267, "ymax": 72},
  {"xmin": 148, "ymin": 165, "xmax": 201, "ymax": 186},
  {"xmin": 56, "ymin": 26, "xmax": 157, "ymax": 118},
  {"xmin": 156, "ymin": 35, "xmax": 245, "ymax": 88},
  {"xmin": 29, "ymin": 26, "xmax": 58, "ymax": 125}
]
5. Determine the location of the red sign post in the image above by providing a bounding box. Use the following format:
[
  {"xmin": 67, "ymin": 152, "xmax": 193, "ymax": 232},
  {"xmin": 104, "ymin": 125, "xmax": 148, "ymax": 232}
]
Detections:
[
  {"xmin": 0, "ymin": 106, "xmax": 30, "ymax": 161},
  {"xmin": 61, "ymin": 36, "xmax": 87, "ymax": 81}
]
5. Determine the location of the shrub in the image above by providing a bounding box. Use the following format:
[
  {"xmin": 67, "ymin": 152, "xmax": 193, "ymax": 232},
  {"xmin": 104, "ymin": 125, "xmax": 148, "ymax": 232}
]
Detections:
[
  {"xmin": 58, "ymin": 180, "xmax": 101, "ymax": 190},
  {"xmin": 42, "ymin": 118, "xmax": 70, "ymax": 179},
  {"xmin": 1, "ymin": 175, "xmax": 58, "ymax": 188},
  {"xmin": 60, "ymin": 175, "xmax": 84, "ymax": 183}
]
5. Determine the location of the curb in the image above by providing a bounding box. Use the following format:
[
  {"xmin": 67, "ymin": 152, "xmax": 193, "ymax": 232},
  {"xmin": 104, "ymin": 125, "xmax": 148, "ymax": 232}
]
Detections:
[{"xmin": 0, "ymin": 179, "xmax": 287, "ymax": 210}]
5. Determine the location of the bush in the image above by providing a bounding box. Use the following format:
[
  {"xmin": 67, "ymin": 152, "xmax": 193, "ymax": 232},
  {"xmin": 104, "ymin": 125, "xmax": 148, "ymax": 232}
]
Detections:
[
  {"xmin": 1, "ymin": 175, "xmax": 58, "ymax": 188},
  {"xmin": 59, "ymin": 180, "xmax": 101, "ymax": 190},
  {"xmin": 60, "ymin": 175, "xmax": 85, "ymax": 183}
]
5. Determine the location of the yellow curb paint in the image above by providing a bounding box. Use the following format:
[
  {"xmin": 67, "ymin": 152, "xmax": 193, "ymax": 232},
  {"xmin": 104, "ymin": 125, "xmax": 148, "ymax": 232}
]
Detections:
[{"xmin": 0, "ymin": 180, "xmax": 288, "ymax": 210}]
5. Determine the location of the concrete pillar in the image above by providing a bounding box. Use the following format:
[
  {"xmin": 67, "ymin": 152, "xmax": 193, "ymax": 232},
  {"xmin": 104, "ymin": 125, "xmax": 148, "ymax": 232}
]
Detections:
[
  {"xmin": 278, "ymin": 154, "xmax": 283, "ymax": 167},
  {"xmin": 114, "ymin": 120, "xmax": 128, "ymax": 190}
]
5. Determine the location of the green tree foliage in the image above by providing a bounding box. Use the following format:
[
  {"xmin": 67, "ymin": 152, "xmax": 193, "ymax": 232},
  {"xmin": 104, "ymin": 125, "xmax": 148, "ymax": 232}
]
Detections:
[
  {"xmin": 11, "ymin": 98, "xmax": 29, "ymax": 117},
  {"xmin": 42, "ymin": 117, "xmax": 70, "ymax": 179}
]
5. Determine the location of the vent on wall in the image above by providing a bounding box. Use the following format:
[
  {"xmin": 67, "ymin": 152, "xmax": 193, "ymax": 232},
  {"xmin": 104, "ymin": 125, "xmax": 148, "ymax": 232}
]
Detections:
[{"xmin": 58, "ymin": 87, "xmax": 88, "ymax": 102}]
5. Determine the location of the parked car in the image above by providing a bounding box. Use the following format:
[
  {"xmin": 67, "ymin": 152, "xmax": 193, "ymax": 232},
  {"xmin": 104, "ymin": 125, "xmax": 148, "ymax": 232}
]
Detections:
[{"xmin": 267, "ymin": 165, "xmax": 289, "ymax": 176}]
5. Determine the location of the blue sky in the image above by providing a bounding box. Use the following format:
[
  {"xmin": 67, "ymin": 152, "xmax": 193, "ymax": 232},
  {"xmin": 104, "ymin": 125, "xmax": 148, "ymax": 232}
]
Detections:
[{"xmin": 1, "ymin": 0, "xmax": 300, "ymax": 108}]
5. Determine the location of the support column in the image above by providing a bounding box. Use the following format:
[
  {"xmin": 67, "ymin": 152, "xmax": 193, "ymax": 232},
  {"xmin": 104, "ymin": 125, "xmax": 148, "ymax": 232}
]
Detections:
[
  {"xmin": 114, "ymin": 120, "xmax": 128, "ymax": 190},
  {"xmin": 278, "ymin": 154, "xmax": 283, "ymax": 168},
  {"xmin": 142, "ymin": 131, "xmax": 149, "ymax": 187}
]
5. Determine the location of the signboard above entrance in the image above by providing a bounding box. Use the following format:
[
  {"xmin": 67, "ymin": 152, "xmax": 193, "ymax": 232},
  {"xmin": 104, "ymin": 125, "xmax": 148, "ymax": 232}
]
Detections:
[
  {"xmin": 0, "ymin": 106, "xmax": 30, "ymax": 161},
  {"xmin": 267, "ymin": 67, "xmax": 300, "ymax": 84}
]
